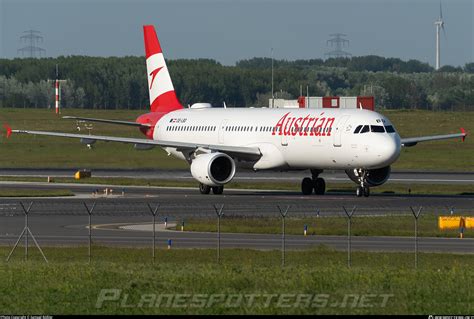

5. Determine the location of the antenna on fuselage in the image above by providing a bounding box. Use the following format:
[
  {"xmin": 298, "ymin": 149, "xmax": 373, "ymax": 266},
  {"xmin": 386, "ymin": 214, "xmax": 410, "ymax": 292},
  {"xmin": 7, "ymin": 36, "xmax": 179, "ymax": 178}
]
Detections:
[
  {"xmin": 358, "ymin": 102, "xmax": 363, "ymax": 110},
  {"xmin": 223, "ymin": 101, "xmax": 227, "ymax": 109}
]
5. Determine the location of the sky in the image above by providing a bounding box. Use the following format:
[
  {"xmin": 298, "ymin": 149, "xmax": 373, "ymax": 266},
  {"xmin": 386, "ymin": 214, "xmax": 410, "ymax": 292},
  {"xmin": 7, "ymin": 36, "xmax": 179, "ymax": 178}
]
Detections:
[{"xmin": 0, "ymin": 0, "xmax": 472, "ymax": 67}]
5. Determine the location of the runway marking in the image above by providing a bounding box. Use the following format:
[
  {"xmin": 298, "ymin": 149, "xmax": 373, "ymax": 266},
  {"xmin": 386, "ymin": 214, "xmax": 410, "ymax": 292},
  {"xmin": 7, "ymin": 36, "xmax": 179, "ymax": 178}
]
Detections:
[{"xmin": 90, "ymin": 222, "xmax": 177, "ymax": 232}]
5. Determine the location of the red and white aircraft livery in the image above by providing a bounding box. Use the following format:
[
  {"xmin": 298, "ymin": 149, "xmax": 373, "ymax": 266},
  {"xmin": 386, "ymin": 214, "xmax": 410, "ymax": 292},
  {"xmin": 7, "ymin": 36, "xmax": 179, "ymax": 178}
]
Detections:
[{"xmin": 11, "ymin": 25, "xmax": 467, "ymax": 197}]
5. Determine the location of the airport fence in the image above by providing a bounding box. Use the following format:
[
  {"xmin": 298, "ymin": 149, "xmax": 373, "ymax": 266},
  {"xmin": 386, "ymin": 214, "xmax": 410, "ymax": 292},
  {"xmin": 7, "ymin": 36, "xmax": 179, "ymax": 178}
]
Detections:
[{"xmin": 0, "ymin": 200, "xmax": 472, "ymax": 268}]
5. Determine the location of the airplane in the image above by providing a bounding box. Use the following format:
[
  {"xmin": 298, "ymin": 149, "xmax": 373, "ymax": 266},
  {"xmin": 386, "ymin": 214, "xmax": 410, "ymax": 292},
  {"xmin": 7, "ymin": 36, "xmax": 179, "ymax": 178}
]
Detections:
[{"xmin": 8, "ymin": 25, "xmax": 467, "ymax": 197}]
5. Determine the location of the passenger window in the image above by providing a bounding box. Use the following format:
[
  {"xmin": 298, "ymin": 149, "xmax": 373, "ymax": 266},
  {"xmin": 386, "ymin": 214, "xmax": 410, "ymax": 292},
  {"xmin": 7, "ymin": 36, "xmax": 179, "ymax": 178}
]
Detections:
[
  {"xmin": 371, "ymin": 125, "xmax": 385, "ymax": 133},
  {"xmin": 360, "ymin": 125, "xmax": 369, "ymax": 133}
]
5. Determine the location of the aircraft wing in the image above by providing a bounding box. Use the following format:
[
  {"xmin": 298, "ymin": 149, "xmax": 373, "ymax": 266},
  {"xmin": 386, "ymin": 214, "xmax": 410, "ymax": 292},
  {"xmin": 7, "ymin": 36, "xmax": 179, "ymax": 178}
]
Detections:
[
  {"xmin": 62, "ymin": 116, "xmax": 151, "ymax": 127},
  {"xmin": 11, "ymin": 129, "xmax": 262, "ymax": 159},
  {"xmin": 401, "ymin": 128, "xmax": 467, "ymax": 147}
]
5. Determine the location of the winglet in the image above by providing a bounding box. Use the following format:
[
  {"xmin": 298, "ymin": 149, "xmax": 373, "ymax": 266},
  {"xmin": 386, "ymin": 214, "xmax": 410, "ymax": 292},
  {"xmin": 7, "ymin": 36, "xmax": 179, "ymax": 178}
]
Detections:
[
  {"xmin": 3, "ymin": 124, "xmax": 12, "ymax": 138},
  {"xmin": 461, "ymin": 127, "xmax": 467, "ymax": 142}
]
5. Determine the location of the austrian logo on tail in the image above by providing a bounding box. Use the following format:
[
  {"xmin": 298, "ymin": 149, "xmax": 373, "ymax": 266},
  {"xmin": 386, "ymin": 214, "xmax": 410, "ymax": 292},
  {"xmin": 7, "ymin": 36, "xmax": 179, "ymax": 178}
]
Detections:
[
  {"xmin": 149, "ymin": 66, "xmax": 163, "ymax": 90},
  {"xmin": 143, "ymin": 25, "xmax": 183, "ymax": 113}
]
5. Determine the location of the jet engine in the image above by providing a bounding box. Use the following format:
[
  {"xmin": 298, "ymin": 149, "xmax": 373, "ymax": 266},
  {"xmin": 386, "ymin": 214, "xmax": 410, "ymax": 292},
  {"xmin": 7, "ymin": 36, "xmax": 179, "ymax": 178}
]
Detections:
[
  {"xmin": 190, "ymin": 152, "xmax": 236, "ymax": 186},
  {"xmin": 345, "ymin": 166, "xmax": 391, "ymax": 187}
]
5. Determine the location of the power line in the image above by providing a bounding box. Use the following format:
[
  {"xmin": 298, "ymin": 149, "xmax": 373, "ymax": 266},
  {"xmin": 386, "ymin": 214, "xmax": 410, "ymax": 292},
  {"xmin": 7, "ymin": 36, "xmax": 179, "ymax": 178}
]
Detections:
[
  {"xmin": 18, "ymin": 30, "xmax": 46, "ymax": 58},
  {"xmin": 325, "ymin": 33, "xmax": 352, "ymax": 59}
]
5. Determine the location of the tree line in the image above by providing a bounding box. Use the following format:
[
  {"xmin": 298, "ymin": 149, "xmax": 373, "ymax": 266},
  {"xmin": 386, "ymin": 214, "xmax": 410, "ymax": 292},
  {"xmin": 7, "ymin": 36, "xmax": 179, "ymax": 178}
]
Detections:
[{"xmin": 1, "ymin": 56, "xmax": 473, "ymax": 111}]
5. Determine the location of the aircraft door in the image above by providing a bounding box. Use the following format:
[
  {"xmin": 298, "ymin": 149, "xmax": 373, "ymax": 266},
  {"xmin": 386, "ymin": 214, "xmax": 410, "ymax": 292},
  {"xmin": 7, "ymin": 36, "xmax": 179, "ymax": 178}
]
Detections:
[
  {"xmin": 281, "ymin": 131, "xmax": 288, "ymax": 146},
  {"xmin": 218, "ymin": 120, "xmax": 228, "ymax": 144},
  {"xmin": 333, "ymin": 115, "xmax": 350, "ymax": 147}
]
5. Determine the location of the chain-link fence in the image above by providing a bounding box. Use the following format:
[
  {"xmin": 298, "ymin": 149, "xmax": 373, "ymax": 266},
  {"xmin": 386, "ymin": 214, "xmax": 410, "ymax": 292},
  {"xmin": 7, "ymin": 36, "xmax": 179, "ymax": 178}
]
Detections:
[{"xmin": 0, "ymin": 200, "xmax": 472, "ymax": 268}]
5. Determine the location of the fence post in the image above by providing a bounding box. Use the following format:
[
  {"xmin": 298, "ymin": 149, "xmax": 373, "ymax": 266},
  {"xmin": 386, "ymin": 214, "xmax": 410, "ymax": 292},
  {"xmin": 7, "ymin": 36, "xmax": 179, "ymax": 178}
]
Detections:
[
  {"xmin": 343, "ymin": 206, "xmax": 356, "ymax": 268},
  {"xmin": 83, "ymin": 202, "xmax": 96, "ymax": 263},
  {"xmin": 214, "ymin": 204, "xmax": 225, "ymax": 264},
  {"xmin": 278, "ymin": 205, "xmax": 290, "ymax": 268},
  {"xmin": 22, "ymin": 202, "xmax": 33, "ymax": 261},
  {"xmin": 147, "ymin": 203, "xmax": 160, "ymax": 264},
  {"xmin": 410, "ymin": 206, "xmax": 423, "ymax": 269},
  {"xmin": 7, "ymin": 202, "xmax": 48, "ymax": 263},
  {"xmin": 24, "ymin": 202, "xmax": 29, "ymax": 260}
]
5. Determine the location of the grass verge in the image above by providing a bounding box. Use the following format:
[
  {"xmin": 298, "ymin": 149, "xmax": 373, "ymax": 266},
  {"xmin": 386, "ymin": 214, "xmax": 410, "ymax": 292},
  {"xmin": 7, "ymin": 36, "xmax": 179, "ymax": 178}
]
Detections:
[
  {"xmin": 175, "ymin": 215, "xmax": 473, "ymax": 238},
  {"xmin": 0, "ymin": 246, "xmax": 472, "ymax": 314},
  {"xmin": 0, "ymin": 188, "xmax": 74, "ymax": 197}
]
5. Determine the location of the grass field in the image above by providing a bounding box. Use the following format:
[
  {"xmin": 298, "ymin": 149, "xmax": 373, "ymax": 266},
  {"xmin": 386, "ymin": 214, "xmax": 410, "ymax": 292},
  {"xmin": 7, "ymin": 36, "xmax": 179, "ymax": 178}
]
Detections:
[
  {"xmin": 0, "ymin": 246, "xmax": 472, "ymax": 314},
  {"xmin": 0, "ymin": 108, "xmax": 472, "ymax": 170},
  {"xmin": 176, "ymin": 215, "xmax": 473, "ymax": 238}
]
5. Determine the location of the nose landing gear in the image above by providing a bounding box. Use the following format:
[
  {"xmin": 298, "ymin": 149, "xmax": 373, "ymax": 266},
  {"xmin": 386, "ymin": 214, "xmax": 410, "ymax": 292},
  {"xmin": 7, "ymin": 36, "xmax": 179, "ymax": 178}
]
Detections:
[
  {"xmin": 356, "ymin": 185, "xmax": 370, "ymax": 197},
  {"xmin": 354, "ymin": 169, "xmax": 370, "ymax": 197}
]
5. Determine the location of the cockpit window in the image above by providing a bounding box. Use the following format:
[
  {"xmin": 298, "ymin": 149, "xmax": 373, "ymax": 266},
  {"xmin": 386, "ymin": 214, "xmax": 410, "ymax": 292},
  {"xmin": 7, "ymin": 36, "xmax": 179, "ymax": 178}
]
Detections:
[
  {"xmin": 385, "ymin": 125, "xmax": 395, "ymax": 133},
  {"xmin": 371, "ymin": 125, "xmax": 385, "ymax": 133},
  {"xmin": 354, "ymin": 125, "xmax": 363, "ymax": 134},
  {"xmin": 360, "ymin": 125, "xmax": 370, "ymax": 133}
]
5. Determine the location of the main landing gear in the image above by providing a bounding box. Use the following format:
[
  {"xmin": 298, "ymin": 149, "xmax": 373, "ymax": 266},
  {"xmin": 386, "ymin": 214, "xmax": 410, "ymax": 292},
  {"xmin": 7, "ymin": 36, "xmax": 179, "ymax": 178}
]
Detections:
[
  {"xmin": 199, "ymin": 183, "xmax": 224, "ymax": 195},
  {"xmin": 301, "ymin": 169, "xmax": 326, "ymax": 195},
  {"xmin": 353, "ymin": 169, "xmax": 370, "ymax": 197}
]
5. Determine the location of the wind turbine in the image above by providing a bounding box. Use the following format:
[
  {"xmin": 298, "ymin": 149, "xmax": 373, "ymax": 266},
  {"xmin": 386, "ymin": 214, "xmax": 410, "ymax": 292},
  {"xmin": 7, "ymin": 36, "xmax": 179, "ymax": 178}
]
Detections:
[{"xmin": 434, "ymin": 3, "xmax": 446, "ymax": 70}]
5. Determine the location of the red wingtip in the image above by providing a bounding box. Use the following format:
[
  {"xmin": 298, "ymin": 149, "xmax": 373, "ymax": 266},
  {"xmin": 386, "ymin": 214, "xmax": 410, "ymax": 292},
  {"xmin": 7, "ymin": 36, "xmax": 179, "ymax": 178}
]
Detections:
[
  {"xmin": 143, "ymin": 25, "xmax": 162, "ymax": 58},
  {"xmin": 3, "ymin": 123, "xmax": 12, "ymax": 138},
  {"xmin": 460, "ymin": 127, "xmax": 466, "ymax": 142}
]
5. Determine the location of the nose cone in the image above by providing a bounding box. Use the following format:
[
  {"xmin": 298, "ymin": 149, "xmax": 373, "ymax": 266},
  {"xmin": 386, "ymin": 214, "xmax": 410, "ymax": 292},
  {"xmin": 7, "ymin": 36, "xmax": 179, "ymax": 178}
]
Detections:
[{"xmin": 376, "ymin": 134, "xmax": 401, "ymax": 166}]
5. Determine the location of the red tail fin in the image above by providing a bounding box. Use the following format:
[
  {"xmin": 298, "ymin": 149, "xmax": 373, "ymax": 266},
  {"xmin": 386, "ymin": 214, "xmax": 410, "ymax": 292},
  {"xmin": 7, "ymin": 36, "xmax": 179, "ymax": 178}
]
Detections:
[{"xmin": 143, "ymin": 25, "xmax": 183, "ymax": 113}]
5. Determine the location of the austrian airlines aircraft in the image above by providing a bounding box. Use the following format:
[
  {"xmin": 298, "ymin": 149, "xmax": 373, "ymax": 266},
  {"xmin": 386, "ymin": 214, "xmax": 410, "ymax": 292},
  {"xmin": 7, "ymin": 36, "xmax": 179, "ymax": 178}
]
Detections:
[{"xmin": 10, "ymin": 25, "xmax": 467, "ymax": 197}]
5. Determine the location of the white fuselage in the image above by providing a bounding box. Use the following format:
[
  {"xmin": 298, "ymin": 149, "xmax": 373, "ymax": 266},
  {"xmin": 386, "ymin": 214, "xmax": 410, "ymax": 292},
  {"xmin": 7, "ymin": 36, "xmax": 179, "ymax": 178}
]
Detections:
[{"xmin": 154, "ymin": 107, "xmax": 401, "ymax": 171}]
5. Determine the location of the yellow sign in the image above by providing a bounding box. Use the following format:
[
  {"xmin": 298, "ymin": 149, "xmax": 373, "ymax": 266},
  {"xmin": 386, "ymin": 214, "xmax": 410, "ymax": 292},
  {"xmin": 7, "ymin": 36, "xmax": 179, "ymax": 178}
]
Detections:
[{"xmin": 438, "ymin": 216, "xmax": 474, "ymax": 230}]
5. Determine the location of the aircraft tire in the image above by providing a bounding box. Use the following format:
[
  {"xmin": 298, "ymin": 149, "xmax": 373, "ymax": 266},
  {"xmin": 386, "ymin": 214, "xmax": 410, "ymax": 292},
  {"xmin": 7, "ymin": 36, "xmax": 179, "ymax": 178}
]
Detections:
[
  {"xmin": 212, "ymin": 186, "xmax": 224, "ymax": 195},
  {"xmin": 301, "ymin": 178, "xmax": 313, "ymax": 195},
  {"xmin": 363, "ymin": 186, "xmax": 370, "ymax": 197},
  {"xmin": 356, "ymin": 186, "xmax": 363, "ymax": 197},
  {"xmin": 314, "ymin": 178, "xmax": 326, "ymax": 195},
  {"xmin": 199, "ymin": 183, "xmax": 211, "ymax": 194}
]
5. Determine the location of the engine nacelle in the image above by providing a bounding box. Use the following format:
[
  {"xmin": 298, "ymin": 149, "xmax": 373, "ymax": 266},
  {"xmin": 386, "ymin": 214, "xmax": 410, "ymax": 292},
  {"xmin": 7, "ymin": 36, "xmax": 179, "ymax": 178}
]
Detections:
[
  {"xmin": 190, "ymin": 153, "xmax": 236, "ymax": 186},
  {"xmin": 345, "ymin": 166, "xmax": 391, "ymax": 187}
]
